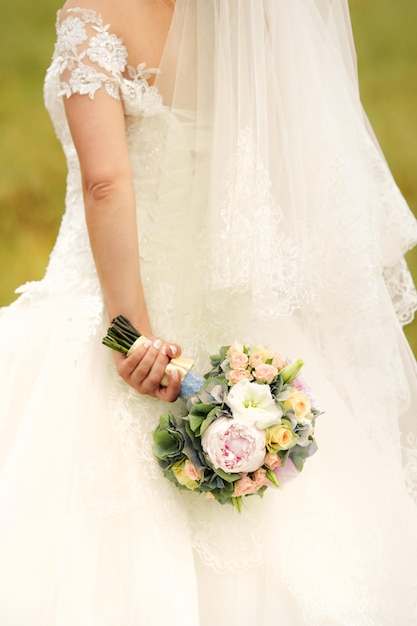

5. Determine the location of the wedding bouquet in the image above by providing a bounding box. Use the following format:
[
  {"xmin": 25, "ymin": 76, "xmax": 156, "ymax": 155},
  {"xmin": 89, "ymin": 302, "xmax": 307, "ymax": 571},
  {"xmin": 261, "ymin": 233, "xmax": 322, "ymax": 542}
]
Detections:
[{"xmin": 103, "ymin": 317, "xmax": 321, "ymax": 512}]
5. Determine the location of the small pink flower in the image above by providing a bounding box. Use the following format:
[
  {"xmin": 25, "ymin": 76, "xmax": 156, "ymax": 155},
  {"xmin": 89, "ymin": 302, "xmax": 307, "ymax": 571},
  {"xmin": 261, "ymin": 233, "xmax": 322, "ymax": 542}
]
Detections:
[
  {"xmin": 228, "ymin": 369, "xmax": 254, "ymax": 385},
  {"xmin": 252, "ymin": 468, "xmax": 269, "ymax": 490},
  {"xmin": 264, "ymin": 451, "xmax": 282, "ymax": 470},
  {"xmin": 253, "ymin": 364, "xmax": 278, "ymax": 384},
  {"xmin": 230, "ymin": 352, "xmax": 249, "ymax": 370},
  {"xmin": 232, "ymin": 476, "xmax": 259, "ymax": 497},
  {"xmin": 184, "ymin": 460, "xmax": 200, "ymax": 481}
]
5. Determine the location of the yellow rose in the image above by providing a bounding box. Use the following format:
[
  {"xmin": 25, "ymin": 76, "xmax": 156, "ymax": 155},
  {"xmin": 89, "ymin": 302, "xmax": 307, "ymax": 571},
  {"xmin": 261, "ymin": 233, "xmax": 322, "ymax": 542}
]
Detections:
[
  {"xmin": 284, "ymin": 390, "xmax": 312, "ymax": 423},
  {"xmin": 266, "ymin": 423, "xmax": 299, "ymax": 452}
]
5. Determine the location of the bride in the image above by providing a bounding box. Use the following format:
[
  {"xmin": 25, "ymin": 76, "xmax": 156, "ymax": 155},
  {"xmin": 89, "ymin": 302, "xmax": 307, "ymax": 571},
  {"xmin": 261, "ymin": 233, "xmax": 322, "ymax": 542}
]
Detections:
[{"xmin": 1, "ymin": 1, "xmax": 417, "ymax": 624}]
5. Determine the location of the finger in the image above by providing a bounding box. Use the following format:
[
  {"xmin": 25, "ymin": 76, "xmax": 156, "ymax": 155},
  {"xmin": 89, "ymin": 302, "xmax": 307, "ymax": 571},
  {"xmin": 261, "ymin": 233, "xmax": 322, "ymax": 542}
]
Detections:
[
  {"xmin": 119, "ymin": 339, "xmax": 164, "ymax": 389},
  {"xmin": 165, "ymin": 342, "xmax": 181, "ymax": 359},
  {"xmin": 137, "ymin": 348, "xmax": 170, "ymax": 395},
  {"xmin": 157, "ymin": 367, "xmax": 182, "ymax": 402},
  {"xmin": 118, "ymin": 339, "xmax": 152, "ymax": 378}
]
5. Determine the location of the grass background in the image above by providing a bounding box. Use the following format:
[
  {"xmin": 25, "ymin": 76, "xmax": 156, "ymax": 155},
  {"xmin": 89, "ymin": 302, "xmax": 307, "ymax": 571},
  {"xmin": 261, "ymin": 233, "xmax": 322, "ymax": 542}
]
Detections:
[{"xmin": 1, "ymin": 0, "xmax": 417, "ymax": 353}]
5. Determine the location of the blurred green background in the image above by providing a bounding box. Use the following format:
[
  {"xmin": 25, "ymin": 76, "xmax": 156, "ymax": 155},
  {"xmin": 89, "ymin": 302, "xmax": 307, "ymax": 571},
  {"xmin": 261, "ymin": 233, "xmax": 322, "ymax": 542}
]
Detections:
[{"xmin": 1, "ymin": 0, "xmax": 417, "ymax": 353}]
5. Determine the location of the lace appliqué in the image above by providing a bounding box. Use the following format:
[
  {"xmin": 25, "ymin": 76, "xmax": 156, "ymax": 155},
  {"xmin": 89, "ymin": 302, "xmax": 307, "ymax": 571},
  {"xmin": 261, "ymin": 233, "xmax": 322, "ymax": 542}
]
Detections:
[
  {"xmin": 383, "ymin": 259, "xmax": 417, "ymax": 326},
  {"xmin": 366, "ymin": 135, "xmax": 417, "ymax": 326},
  {"xmin": 54, "ymin": 9, "xmax": 126, "ymax": 100},
  {"xmin": 50, "ymin": 8, "xmax": 163, "ymax": 115}
]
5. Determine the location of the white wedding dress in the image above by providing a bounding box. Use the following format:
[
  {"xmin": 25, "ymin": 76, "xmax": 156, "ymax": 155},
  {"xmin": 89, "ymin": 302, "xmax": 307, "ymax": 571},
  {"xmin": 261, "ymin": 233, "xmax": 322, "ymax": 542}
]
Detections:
[{"xmin": 1, "ymin": 3, "xmax": 417, "ymax": 625}]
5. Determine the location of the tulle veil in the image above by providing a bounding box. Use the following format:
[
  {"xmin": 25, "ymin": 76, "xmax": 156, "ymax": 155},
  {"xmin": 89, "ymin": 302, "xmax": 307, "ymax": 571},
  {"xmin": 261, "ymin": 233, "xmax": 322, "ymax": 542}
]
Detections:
[
  {"xmin": 154, "ymin": 0, "xmax": 417, "ymax": 495},
  {"xmin": 149, "ymin": 5, "xmax": 417, "ymax": 620}
]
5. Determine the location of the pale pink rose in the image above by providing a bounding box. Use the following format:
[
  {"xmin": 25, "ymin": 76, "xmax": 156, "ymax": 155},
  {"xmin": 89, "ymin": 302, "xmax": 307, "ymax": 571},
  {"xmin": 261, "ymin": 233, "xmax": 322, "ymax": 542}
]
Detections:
[
  {"xmin": 249, "ymin": 352, "xmax": 264, "ymax": 368},
  {"xmin": 230, "ymin": 352, "xmax": 249, "ymax": 370},
  {"xmin": 201, "ymin": 417, "xmax": 266, "ymax": 474},
  {"xmin": 272, "ymin": 352, "xmax": 286, "ymax": 370},
  {"xmin": 252, "ymin": 468, "xmax": 269, "ymax": 490},
  {"xmin": 232, "ymin": 476, "xmax": 259, "ymax": 497},
  {"xmin": 184, "ymin": 460, "xmax": 200, "ymax": 481},
  {"xmin": 254, "ymin": 363, "xmax": 278, "ymax": 384},
  {"xmin": 264, "ymin": 451, "xmax": 282, "ymax": 470},
  {"xmin": 228, "ymin": 369, "xmax": 254, "ymax": 385}
]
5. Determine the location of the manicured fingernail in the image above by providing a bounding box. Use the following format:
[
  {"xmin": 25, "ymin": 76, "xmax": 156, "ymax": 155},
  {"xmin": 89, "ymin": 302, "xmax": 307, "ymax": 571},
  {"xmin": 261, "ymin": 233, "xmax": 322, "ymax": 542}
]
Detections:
[
  {"xmin": 161, "ymin": 345, "xmax": 167, "ymax": 355},
  {"xmin": 171, "ymin": 367, "xmax": 179, "ymax": 381},
  {"xmin": 170, "ymin": 345, "xmax": 178, "ymax": 355},
  {"xmin": 143, "ymin": 340, "xmax": 151, "ymax": 349},
  {"xmin": 153, "ymin": 339, "xmax": 162, "ymax": 349}
]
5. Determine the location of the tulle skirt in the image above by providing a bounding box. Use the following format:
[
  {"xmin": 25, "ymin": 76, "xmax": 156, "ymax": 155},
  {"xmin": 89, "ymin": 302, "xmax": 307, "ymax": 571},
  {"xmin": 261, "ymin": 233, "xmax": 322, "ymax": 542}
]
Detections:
[{"xmin": 1, "ymin": 282, "xmax": 417, "ymax": 626}]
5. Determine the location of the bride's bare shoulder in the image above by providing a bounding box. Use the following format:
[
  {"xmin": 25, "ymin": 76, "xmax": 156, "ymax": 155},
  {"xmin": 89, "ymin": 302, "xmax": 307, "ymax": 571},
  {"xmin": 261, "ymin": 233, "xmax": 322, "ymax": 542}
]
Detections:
[{"xmin": 58, "ymin": 0, "xmax": 173, "ymax": 70}]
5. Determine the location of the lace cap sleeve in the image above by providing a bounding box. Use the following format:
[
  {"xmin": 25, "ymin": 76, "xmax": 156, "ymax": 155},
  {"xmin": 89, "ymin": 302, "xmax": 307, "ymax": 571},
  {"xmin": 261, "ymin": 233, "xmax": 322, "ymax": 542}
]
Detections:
[{"xmin": 52, "ymin": 8, "xmax": 128, "ymax": 100}]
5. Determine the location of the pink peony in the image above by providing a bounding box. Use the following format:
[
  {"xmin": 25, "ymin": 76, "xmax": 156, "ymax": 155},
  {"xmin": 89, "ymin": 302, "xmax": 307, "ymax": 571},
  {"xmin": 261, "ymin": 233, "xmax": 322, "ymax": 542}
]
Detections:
[{"xmin": 201, "ymin": 418, "xmax": 266, "ymax": 474}]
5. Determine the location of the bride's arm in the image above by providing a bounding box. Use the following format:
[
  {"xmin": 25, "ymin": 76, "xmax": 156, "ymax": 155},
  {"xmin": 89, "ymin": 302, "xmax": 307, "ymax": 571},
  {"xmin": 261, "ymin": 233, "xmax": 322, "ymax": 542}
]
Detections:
[
  {"xmin": 65, "ymin": 92, "xmax": 146, "ymax": 328},
  {"xmin": 63, "ymin": 77, "xmax": 181, "ymax": 401}
]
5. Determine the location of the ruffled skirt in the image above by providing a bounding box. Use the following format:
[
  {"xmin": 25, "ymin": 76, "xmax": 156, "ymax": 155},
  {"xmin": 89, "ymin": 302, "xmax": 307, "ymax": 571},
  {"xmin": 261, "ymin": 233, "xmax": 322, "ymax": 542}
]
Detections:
[{"xmin": 1, "ymin": 282, "xmax": 417, "ymax": 626}]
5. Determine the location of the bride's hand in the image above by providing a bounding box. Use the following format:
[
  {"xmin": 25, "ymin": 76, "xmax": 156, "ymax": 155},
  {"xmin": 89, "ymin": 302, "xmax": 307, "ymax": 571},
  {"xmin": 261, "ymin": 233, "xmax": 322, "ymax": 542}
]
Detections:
[{"xmin": 113, "ymin": 338, "xmax": 182, "ymax": 402}]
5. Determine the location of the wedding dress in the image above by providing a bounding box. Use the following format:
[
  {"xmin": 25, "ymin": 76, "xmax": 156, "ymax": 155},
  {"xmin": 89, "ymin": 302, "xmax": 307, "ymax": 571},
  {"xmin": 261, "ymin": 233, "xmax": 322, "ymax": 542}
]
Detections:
[{"xmin": 1, "ymin": 2, "xmax": 417, "ymax": 625}]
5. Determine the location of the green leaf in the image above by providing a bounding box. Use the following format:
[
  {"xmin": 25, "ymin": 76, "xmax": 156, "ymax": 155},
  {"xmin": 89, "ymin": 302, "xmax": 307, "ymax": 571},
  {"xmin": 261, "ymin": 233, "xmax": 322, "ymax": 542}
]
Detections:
[
  {"xmin": 231, "ymin": 496, "xmax": 243, "ymax": 513},
  {"xmin": 188, "ymin": 414, "xmax": 205, "ymax": 435},
  {"xmin": 152, "ymin": 413, "xmax": 185, "ymax": 461},
  {"xmin": 290, "ymin": 454, "xmax": 305, "ymax": 472},
  {"xmin": 199, "ymin": 407, "xmax": 226, "ymax": 436},
  {"xmin": 190, "ymin": 402, "xmax": 215, "ymax": 417},
  {"xmin": 212, "ymin": 466, "xmax": 241, "ymax": 484}
]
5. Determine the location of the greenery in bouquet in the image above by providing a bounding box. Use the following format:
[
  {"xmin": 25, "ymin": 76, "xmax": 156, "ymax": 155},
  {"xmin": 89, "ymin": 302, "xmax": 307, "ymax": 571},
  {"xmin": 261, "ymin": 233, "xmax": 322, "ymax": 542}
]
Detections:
[{"xmin": 153, "ymin": 342, "xmax": 321, "ymax": 513}]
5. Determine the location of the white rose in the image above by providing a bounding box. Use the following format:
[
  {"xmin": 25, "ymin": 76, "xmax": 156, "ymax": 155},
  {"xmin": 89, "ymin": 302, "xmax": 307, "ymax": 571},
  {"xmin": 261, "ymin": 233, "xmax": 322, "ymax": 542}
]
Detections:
[{"xmin": 225, "ymin": 379, "xmax": 282, "ymax": 430}]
